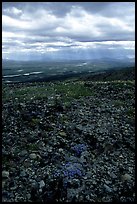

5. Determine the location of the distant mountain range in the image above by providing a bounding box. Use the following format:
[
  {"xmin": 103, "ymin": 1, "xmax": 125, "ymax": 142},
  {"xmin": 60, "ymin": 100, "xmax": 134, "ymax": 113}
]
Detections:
[{"xmin": 2, "ymin": 57, "xmax": 135, "ymax": 63}]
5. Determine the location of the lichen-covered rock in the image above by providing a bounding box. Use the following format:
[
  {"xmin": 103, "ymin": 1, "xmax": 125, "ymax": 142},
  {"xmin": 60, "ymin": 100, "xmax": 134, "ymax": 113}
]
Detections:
[{"xmin": 2, "ymin": 78, "xmax": 135, "ymax": 202}]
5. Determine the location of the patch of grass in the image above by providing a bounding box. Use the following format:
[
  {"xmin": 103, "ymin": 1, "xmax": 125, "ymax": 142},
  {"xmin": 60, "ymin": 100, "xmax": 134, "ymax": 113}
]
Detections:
[
  {"xmin": 30, "ymin": 118, "xmax": 41, "ymax": 127},
  {"xmin": 2, "ymin": 81, "xmax": 94, "ymax": 103},
  {"xmin": 109, "ymin": 80, "xmax": 135, "ymax": 88},
  {"xmin": 26, "ymin": 143, "xmax": 38, "ymax": 151},
  {"xmin": 11, "ymin": 86, "xmax": 49, "ymax": 101},
  {"xmin": 113, "ymin": 100, "xmax": 125, "ymax": 107},
  {"xmin": 126, "ymin": 107, "xmax": 135, "ymax": 117},
  {"xmin": 53, "ymin": 81, "xmax": 94, "ymax": 102},
  {"xmin": 58, "ymin": 114, "xmax": 69, "ymax": 124}
]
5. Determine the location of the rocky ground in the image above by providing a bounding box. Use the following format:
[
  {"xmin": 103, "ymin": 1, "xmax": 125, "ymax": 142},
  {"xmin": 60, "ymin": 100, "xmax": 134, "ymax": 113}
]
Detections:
[{"xmin": 2, "ymin": 71, "xmax": 135, "ymax": 202}]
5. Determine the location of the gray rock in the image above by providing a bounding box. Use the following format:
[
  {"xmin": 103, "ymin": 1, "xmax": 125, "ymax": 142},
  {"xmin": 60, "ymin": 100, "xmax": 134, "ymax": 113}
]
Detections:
[
  {"xmin": 48, "ymin": 147, "xmax": 53, "ymax": 153},
  {"xmin": 31, "ymin": 181, "xmax": 39, "ymax": 189},
  {"xmin": 29, "ymin": 153, "xmax": 37, "ymax": 159},
  {"xmin": 2, "ymin": 171, "xmax": 9, "ymax": 178},
  {"xmin": 58, "ymin": 148, "xmax": 63, "ymax": 153},
  {"xmin": 121, "ymin": 173, "xmax": 132, "ymax": 182},
  {"xmin": 109, "ymin": 172, "xmax": 117, "ymax": 179},
  {"xmin": 26, "ymin": 193, "xmax": 31, "ymax": 200},
  {"xmin": 39, "ymin": 180, "xmax": 45, "ymax": 189},
  {"xmin": 80, "ymin": 155, "xmax": 87, "ymax": 164},
  {"xmin": 10, "ymin": 186, "xmax": 17, "ymax": 190},
  {"xmin": 20, "ymin": 170, "xmax": 26, "ymax": 177},
  {"xmin": 103, "ymin": 184, "xmax": 113, "ymax": 193},
  {"xmin": 75, "ymin": 124, "xmax": 84, "ymax": 132},
  {"xmin": 19, "ymin": 150, "xmax": 28, "ymax": 157},
  {"xmin": 92, "ymin": 180, "xmax": 97, "ymax": 185},
  {"xmin": 105, "ymin": 180, "xmax": 112, "ymax": 185}
]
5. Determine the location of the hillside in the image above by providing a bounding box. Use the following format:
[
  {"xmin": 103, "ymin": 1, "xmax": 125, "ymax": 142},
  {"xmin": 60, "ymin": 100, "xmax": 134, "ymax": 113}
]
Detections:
[
  {"xmin": 2, "ymin": 67, "xmax": 135, "ymax": 202},
  {"xmin": 80, "ymin": 66, "xmax": 135, "ymax": 81}
]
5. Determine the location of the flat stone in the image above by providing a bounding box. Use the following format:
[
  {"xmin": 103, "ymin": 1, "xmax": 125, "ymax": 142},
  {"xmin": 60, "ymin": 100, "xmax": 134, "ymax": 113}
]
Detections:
[
  {"xmin": 103, "ymin": 184, "xmax": 112, "ymax": 193},
  {"xmin": 121, "ymin": 173, "xmax": 132, "ymax": 182},
  {"xmin": 59, "ymin": 131, "xmax": 67, "ymax": 137},
  {"xmin": 2, "ymin": 171, "xmax": 9, "ymax": 178},
  {"xmin": 109, "ymin": 172, "xmax": 117, "ymax": 179},
  {"xmin": 10, "ymin": 186, "xmax": 17, "ymax": 190},
  {"xmin": 29, "ymin": 153, "xmax": 37, "ymax": 159},
  {"xmin": 105, "ymin": 180, "xmax": 112, "ymax": 185},
  {"xmin": 19, "ymin": 150, "xmax": 28, "ymax": 157}
]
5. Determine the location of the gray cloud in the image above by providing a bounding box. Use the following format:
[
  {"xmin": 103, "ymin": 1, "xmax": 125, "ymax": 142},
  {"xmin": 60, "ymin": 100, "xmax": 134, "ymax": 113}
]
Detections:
[{"xmin": 2, "ymin": 2, "xmax": 135, "ymax": 61}]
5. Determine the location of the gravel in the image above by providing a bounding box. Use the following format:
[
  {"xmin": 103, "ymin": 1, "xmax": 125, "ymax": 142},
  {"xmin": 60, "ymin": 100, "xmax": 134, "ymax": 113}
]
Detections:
[{"xmin": 2, "ymin": 79, "xmax": 135, "ymax": 202}]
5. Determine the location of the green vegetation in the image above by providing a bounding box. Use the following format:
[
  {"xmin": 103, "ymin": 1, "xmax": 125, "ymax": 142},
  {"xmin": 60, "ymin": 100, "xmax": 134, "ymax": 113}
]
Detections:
[
  {"xmin": 113, "ymin": 99, "xmax": 125, "ymax": 107},
  {"xmin": 2, "ymin": 85, "xmax": 49, "ymax": 102},
  {"xmin": 109, "ymin": 80, "xmax": 134, "ymax": 89},
  {"xmin": 26, "ymin": 143, "xmax": 38, "ymax": 151},
  {"xmin": 2, "ymin": 81, "xmax": 94, "ymax": 103},
  {"xmin": 30, "ymin": 118, "xmax": 41, "ymax": 127},
  {"xmin": 126, "ymin": 107, "xmax": 135, "ymax": 118},
  {"xmin": 54, "ymin": 81, "xmax": 94, "ymax": 102}
]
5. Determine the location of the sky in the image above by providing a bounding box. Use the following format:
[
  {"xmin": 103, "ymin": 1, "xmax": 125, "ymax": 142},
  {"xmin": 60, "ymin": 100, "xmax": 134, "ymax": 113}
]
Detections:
[{"xmin": 2, "ymin": 2, "xmax": 135, "ymax": 61}]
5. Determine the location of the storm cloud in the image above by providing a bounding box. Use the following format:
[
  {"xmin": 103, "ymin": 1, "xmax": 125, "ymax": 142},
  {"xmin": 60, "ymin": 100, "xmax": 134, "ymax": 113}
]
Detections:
[{"xmin": 2, "ymin": 2, "xmax": 135, "ymax": 61}]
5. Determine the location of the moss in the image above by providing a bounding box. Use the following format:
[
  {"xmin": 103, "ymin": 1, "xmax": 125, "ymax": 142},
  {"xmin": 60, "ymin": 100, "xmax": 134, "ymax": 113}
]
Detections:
[
  {"xmin": 26, "ymin": 143, "xmax": 38, "ymax": 151},
  {"xmin": 30, "ymin": 118, "xmax": 41, "ymax": 127}
]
